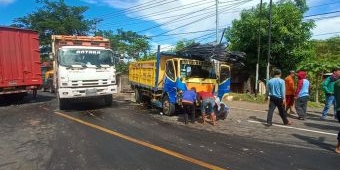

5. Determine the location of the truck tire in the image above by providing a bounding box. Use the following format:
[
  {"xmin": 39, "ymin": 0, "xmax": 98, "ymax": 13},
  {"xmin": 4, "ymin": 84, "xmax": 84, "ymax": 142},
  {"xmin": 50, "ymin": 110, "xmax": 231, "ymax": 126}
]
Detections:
[
  {"xmin": 59, "ymin": 98, "xmax": 68, "ymax": 110},
  {"xmin": 104, "ymin": 95, "xmax": 113, "ymax": 106},
  {"xmin": 135, "ymin": 89, "xmax": 141, "ymax": 103},
  {"xmin": 162, "ymin": 95, "xmax": 175, "ymax": 116}
]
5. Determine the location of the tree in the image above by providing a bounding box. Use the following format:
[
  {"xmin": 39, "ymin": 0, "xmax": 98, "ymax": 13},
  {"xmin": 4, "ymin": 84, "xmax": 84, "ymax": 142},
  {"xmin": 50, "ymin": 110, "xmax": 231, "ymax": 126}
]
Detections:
[
  {"xmin": 11, "ymin": 0, "xmax": 100, "ymax": 53},
  {"xmin": 97, "ymin": 29, "xmax": 151, "ymax": 59},
  {"xmin": 95, "ymin": 29, "xmax": 151, "ymax": 72},
  {"xmin": 298, "ymin": 36, "xmax": 340, "ymax": 102},
  {"xmin": 225, "ymin": 0, "xmax": 314, "ymax": 79},
  {"xmin": 174, "ymin": 39, "xmax": 195, "ymax": 52}
]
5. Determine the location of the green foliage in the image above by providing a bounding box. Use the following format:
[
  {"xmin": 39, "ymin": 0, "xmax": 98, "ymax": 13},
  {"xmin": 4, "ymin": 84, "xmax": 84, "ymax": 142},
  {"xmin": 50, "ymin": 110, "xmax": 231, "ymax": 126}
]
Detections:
[
  {"xmin": 116, "ymin": 62, "xmax": 129, "ymax": 73},
  {"xmin": 11, "ymin": 0, "xmax": 100, "ymax": 48},
  {"xmin": 96, "ymin": 29, "xmax": 151, "ymax": 60},
  {"xmin": 137, "ymin": 53, "xmax": 156, "ymax": 61},
  {"xmin": 225, "ymin": 0, "xmax": 314, "ymax": 78},
  {"xmin": 174, "ymin": 39, "xmax": 195, "ymax": 52},
  {"xmin": 298, "ymin": 36, "xmax": 340, "ymax": 102}
]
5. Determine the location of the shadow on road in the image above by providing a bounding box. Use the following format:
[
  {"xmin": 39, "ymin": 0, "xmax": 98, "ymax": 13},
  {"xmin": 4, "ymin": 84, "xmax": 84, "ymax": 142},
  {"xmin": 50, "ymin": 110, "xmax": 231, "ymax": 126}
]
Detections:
[
  {"xmin": 61, "ymin": 100, "xmax": 120, "ymax": 112},
  {"xmin": 291, "ymin": 134, "xmax": 335, "ymax": 152},
  {"xmin": 0, "ymin": 92, "xmax": 55, "ymax": 107},
  {"xmin": 248, "ymin": 116, "xmax": 266, "ymax": 123},
  {"xmin": 303, "ymin": 122, "xmax": 340, "ymax": 131}
]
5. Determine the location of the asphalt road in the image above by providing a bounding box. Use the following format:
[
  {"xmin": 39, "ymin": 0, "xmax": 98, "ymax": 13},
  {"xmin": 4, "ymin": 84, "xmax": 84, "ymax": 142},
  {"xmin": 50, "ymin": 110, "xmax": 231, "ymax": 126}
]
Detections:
[{"xmin": 0, "ymin": 92, "xmax": 339, "ymax": 170}]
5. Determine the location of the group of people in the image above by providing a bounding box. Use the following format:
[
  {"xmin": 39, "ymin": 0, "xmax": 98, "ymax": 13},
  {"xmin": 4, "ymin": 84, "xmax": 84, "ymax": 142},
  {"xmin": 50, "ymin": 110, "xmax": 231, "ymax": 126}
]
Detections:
[
  {"xmin": 265, "ymin": 67, "xmax": 340, "ymax": 154},
  {"xmin": 181, "ymin": 87, "xmax": 229, "ymax": 125}
]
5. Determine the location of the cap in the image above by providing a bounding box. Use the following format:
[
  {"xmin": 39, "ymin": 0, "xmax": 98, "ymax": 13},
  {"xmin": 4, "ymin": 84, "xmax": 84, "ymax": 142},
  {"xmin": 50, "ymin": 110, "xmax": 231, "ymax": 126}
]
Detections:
[{"xmin": 289, "ymin": 70, "xmax": 296, "ymax": 75}]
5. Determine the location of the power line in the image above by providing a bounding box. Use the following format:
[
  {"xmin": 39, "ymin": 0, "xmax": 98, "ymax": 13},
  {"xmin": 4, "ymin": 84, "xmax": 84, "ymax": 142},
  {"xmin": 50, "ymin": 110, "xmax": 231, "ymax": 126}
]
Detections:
[
  {"xmin": 313, "ymin": 31, "xmax": 340, "ymax": 36},
  {"xmin": 304, "ymin": 10, "xmax": 340, "ymax": 18},
  {"xmin": 309, "ymin": 1, "xmax": 340, "ymax": 9},
  {"xmin": 153, "ymin": 0, "xmax": 252, "ymax": 37},
  {"xmin": 93, "ymin": 0, "xmax": 179, "ymax": 20},
  {"xmin": 90, "ymin": 0, "xmax": 164, "ymax": 19},
  {"xmin": 98, "ymin": 0, "xmax": 212, "ymax": 27}
]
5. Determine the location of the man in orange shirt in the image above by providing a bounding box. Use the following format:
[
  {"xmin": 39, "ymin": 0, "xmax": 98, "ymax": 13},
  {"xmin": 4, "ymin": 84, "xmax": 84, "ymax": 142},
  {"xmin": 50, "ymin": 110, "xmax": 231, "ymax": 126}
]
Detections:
[{"xmin": 285, "ymin": 70, "xmax": 296, "ymax": 114}]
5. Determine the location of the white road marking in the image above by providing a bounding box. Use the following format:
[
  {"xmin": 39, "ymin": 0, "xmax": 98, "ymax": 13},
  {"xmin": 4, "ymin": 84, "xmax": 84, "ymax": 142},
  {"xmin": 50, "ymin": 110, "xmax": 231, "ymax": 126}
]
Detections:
[{"xmin": 247, "ymin": 120, "xmax": 337, "ymax": 136}]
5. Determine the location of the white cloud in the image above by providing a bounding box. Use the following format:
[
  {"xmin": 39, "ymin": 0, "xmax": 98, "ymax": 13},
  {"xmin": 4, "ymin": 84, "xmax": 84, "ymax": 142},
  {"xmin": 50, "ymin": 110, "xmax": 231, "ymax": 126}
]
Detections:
[
  {"xmin": 311, "ymin": 16, "xmax": 340, "ymax": 39},
  {"xmin": 0, "ymin": 0, "xmax": 15, "ymax": 6},
  {"xmin": 81, "ymin": 0, "xmax": 98, "ymax": 4},
  {"xmin": 93, "ymin": 0, "xmax": 337, "ymax": 44}
]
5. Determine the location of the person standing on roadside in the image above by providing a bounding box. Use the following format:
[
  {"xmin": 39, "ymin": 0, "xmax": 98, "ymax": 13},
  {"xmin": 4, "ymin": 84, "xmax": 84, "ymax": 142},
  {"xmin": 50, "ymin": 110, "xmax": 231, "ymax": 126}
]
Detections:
[
  {"xmin": 294, "ymin": 70, "xmax": 311, "ymax": 120},
  {"xmin": 331, "ymin": 67, "xmax": 340, "ymax": 153},
  {"xmin": 181, "ymin": 87, "xmax": 197, "ymax": 124},
  {"xmin": 321, "ymin": 68, "xmax": 339, "ymax": 119},
  {"xmin": 285, "ymin": 70, "xmax": 296, "ymax": 114},
  {"xmin": 265, "ymin": 69, "xmax": 291, "ymax": 126}
]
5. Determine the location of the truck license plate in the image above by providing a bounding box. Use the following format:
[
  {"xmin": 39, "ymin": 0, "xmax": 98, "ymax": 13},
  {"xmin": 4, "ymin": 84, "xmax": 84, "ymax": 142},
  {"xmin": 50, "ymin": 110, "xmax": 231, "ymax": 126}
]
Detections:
[{"xmin": 85, "ymin": 89, "xmax": 97, "ymax": 96}]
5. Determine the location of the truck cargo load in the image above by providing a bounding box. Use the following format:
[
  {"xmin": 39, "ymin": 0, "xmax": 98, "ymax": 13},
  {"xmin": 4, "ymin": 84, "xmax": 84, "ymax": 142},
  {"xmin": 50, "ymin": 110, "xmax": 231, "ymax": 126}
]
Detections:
[{"xmin": 0, "ymin": 27, "xmax": 42, "ymax": 99}]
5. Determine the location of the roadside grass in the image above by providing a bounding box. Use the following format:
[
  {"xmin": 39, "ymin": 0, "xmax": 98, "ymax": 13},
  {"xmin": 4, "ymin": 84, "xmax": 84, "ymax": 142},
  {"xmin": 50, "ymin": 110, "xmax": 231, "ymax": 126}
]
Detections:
[
  {"xmin": 225, "ymin": 93, "xmax": 266, "ymax": 104},
  {"xmin": 225, "ymin": 93, "xmax": 325, "ymax": 108}
]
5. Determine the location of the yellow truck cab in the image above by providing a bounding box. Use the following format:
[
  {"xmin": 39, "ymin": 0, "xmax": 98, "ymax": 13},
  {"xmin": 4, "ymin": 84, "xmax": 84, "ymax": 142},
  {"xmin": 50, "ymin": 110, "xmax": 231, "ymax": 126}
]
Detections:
[{"xmin": 129, "ymin": 52, "xmax": 230, "ymax": 116}]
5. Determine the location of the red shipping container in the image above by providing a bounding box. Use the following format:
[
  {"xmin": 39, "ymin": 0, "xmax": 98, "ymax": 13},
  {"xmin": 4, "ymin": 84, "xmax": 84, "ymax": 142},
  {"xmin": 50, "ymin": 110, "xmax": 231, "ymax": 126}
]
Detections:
[{"xmin": 0, "ymin": 27, "xmax": 42, "ymax": 95}]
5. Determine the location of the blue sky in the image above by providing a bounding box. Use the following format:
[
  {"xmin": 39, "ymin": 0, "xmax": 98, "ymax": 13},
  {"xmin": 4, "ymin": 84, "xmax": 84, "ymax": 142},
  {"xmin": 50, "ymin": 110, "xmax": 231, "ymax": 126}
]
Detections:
[{"xmin": 1, "ymin": 0, "xmax": 339, "ymax": 51}]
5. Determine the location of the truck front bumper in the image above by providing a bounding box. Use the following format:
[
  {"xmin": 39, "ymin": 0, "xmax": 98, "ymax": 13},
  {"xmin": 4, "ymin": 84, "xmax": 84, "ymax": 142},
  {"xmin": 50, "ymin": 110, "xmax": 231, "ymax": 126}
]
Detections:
[{"xmin": 58, "ymin": 85, "xmax": 117, "ymax": 99}]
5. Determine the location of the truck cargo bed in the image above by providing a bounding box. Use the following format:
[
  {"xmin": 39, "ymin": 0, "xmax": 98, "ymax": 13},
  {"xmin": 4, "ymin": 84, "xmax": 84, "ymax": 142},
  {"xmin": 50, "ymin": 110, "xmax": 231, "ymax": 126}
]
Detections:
[{"xmin": 0, "ymin": 27, "xmax": 42, "ymax": 93}]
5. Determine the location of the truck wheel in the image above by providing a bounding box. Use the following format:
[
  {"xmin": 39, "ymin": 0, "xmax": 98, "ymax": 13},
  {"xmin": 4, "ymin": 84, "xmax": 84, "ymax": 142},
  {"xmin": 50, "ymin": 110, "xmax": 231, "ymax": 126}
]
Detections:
[
  {"xmin": 59, "ymin": 98, "xmax": 68, "ymax": 110},
  {"xmin": 135, "ymin": 89, "xmax": 141, "ymax": 103},
  {"xmin": 104, "ymin": 95, "xmax": 113, "ymax": 106},
  {"xmin": 162, "ymin": 95, "xmax": 175, "ymax": 116}
]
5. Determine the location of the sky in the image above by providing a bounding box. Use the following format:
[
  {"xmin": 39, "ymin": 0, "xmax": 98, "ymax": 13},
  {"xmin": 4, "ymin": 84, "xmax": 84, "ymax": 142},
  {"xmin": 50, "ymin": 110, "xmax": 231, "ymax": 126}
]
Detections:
[{"xmin": 0, "ymin": 0, "xmax": 339, "ymax": 51}]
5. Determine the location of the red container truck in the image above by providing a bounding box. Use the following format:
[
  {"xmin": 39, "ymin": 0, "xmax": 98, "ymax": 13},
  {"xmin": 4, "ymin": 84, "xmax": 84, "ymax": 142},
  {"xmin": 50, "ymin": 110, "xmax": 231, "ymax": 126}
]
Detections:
[{"xmin": 0, "ymin": 27, "xmax": 42, "ymax": 99}]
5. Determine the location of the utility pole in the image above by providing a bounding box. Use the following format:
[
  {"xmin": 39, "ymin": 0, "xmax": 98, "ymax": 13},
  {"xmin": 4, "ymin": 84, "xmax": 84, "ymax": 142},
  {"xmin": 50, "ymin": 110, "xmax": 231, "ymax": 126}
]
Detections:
[
  {"xmin": 266, "ymin": 0, "xmax": 273, "ymax": 85},
  {"xmin": 216, "ymin": 0, "xmax": 219, "ymax": 43},
  {"xmin": 213, "ymin": 0, "xmax": 221, "ymax": 80},
  {"xmin": 255, "ymin": 0, "xmax": 263, "ymax": 96}
]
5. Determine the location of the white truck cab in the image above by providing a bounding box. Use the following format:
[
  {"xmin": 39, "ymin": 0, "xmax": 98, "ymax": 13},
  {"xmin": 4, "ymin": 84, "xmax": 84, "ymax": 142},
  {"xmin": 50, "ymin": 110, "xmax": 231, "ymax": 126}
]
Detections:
[{"xmin": 52, "ymin": 35, "xmax": 117, "ymax": 110}]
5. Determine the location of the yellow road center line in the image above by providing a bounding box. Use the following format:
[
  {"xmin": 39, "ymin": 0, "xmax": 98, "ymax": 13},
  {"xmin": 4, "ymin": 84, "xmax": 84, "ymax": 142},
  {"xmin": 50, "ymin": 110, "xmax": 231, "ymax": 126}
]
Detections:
[{"xmin": 55, "ymin": 111, "xmax": 227, "ymax": 170}]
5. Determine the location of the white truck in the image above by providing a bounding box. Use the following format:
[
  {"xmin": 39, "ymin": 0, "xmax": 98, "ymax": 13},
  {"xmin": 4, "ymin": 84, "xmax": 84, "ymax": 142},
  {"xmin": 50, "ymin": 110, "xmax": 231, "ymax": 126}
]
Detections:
[{"xmin": 51, "ymin": 35, "xmax": 118, "ymax": 110}]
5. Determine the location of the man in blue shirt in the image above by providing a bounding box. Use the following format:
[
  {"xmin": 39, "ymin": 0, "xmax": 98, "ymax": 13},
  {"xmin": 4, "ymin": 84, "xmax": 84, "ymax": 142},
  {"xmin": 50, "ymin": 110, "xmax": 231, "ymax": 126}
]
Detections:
[
  {"xmin": 265, "ymin": 69, "xmax": 291, "ymax": 126},
  {"xmin": 182, "ymin": 87, "xmax": 197, "ymax": 124}
]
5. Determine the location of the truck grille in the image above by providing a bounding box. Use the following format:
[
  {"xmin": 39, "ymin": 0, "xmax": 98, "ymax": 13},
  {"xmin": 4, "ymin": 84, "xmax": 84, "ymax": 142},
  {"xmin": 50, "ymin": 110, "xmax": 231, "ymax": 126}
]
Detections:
[{"xmin": 71, "ymin": 79, "xmax": 109, "ymax": 87}]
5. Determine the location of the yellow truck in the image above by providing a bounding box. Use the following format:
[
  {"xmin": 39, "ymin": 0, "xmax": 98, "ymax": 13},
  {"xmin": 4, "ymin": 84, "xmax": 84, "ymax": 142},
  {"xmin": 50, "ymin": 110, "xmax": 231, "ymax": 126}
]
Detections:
[{"xmin": 129, "ymin": 52, "xmax": 231, "ymax": 116}]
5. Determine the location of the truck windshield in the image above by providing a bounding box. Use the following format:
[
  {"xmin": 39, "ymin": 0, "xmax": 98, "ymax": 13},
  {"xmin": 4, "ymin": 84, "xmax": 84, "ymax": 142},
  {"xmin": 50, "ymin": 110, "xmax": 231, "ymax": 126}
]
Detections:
[
  {"xmin": 59, "ymin": 49, "xmax": 117, "ymax": 67},
  {"xmin": 180, "ymin": 60, "xmax": 216, "ymax": 79}
]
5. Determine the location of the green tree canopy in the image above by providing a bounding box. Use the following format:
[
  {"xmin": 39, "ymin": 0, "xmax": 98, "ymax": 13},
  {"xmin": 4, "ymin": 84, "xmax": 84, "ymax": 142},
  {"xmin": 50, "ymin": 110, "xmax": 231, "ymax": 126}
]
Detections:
[
  {"xmin": 11, "ymin": 0, "xmax": 100, "ymax": 47},
  {"xmin": 225, "ymin": 0, "xmax": 315, "ymax": 78},
  {"xmin": 95, "ymin": 29, "xmax": 151, "ymax": 72},
  {"xmin": 174, "ymin": 39, "xmax": 195, "ymax": 52},
  {"xmin": 96, "ymin": 29, "xmax": 151, "ymax": 59}
]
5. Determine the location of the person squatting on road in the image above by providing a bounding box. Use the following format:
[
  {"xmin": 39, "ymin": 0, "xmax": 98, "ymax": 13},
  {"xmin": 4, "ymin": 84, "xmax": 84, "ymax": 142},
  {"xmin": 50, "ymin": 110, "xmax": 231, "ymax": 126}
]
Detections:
[
  {"xmin": 294, "ymin": 70, "xmax": 311, "ymax": 120},
  {"xmin": 197, "ymin": 91, "xmax": 216, "ymax": 125},
  {"xmin": 321, "ymin": 68, "xmax": 339, "ymax": 119},
  {"xmin": 331, "ymin": 67, "xmax": 340, "ymax": 153},
  {"xmin": 214, "ymin": 96, "xmax": 230, "ymax": 120},
  {"xmin": 265, "ymin": 69, "xmax": 291, "ymax": 126},
  {"xmin": 285, "ymin": 70, "xmax": 296, "ymax": 114},
  {"xmin": 181, "ymin": 87, "xmax": 197, "ymax": 124}
]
